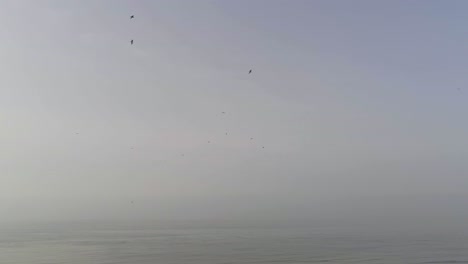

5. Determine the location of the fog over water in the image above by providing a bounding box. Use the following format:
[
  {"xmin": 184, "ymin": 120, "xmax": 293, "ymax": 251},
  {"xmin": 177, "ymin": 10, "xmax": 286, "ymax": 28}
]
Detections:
[{"xmin": 1, "ymin": 0, "xmax": 468, "ymax": 233}]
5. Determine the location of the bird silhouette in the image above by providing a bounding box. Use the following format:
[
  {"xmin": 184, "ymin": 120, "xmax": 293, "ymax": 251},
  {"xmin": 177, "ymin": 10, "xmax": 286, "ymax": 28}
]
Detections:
[
  {"xmin": 248, "ymin": 69, "xmax": 252, "ymax": 74},
  {"xmin": 130, "ymin": 39, "xmax": 134, "ymax": 45},
  {"xmin": 130, "ymin": 15, "xmax": 134, "ymax": 19},
  {"xmin": 250, "ymin": 138, "xmax": 253, "ymax": 140}
]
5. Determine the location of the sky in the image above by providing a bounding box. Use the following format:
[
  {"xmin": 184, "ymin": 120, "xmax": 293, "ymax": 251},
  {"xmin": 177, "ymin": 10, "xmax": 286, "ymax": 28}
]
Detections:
[{"xmin": 1, "ymin": 0, "xmax": 468, "ymax": 226}]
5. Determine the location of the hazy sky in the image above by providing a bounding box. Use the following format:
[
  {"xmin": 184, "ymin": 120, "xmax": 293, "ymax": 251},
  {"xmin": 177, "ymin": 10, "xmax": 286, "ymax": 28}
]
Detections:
[{"xmin": 1, "ymin": 0, "xmax": 468, "ymax": 224}]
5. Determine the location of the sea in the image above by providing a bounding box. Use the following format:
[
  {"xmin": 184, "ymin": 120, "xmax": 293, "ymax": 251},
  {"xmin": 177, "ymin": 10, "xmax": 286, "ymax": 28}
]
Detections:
[{"xmin": 2, "ymin": 221, "xmax": 468, "ymax": 264}]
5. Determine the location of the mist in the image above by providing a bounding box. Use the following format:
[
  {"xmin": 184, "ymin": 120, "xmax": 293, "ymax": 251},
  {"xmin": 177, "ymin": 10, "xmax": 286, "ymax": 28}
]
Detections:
[{"xmin": 1, "ymin": 0, "xmax": 468, "ymax": 232}]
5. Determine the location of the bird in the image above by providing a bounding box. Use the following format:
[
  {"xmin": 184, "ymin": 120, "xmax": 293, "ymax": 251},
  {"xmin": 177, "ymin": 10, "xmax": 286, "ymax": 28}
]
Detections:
[
  {"xmin": 250, "ymin": 138, "xmax": 253, "ymax": 140},
  {"xmin": 248, "ymin": 69, "xmax": 252, "ymax": 74},
  {"xmin": 208, "ymin": 141, "xmax": 211, "ymax": 143},
  {"xmin": 130, "ymin": 15, "xmax": 134, "ymax": 19},
  {"xmin": 262, "ymin": 146, "xmax": 265, "ymax": 149},
  {"xmin": 130, "ymin": 39, "xmax": 134, "ymax": 45},
  {"xmin": 222, "ymin": 112, "xmax": 226, "ymax": 114},
  {"xmin": 225, "ymin": 132, "xmax": 228, "ymax": 135}
]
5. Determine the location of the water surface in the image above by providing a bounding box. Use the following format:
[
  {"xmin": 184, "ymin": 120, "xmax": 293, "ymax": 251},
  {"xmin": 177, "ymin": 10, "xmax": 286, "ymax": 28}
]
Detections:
[{"xmin": 1, "ymin": 222, "xmax": 468, "ymax": 264}]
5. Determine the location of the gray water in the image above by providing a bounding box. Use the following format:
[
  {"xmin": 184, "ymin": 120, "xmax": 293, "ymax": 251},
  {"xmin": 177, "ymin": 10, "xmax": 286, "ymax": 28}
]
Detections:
[{"xmin": 2, "ymin": 222, "xmax": 468, "ymax": 264}]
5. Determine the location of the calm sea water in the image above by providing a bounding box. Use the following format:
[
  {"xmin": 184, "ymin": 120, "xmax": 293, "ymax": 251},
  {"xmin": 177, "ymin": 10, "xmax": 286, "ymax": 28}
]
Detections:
[{"xmin": 2, "ymin": 222, "xmax": 468, "ymax": 264}]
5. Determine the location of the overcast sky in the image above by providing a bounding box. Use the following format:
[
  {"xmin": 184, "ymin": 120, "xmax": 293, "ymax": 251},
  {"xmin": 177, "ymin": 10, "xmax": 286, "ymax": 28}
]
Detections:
[{"xmin": 1, "ymin": 0, "xmax": 468, "ymax": 225}]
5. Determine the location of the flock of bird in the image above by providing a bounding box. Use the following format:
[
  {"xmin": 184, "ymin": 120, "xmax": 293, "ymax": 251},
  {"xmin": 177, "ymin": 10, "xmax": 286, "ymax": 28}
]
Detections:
[
  {"xmin": 130, "ymin": 15, "xmax": 134, "ymax": 45},
  {"xmin": 123, "ymin": 14, "xmax": 263, "ymax": 205},
  {"xmin": 126, "ymin": 14, "xmax": 262, "ymax": 160}
]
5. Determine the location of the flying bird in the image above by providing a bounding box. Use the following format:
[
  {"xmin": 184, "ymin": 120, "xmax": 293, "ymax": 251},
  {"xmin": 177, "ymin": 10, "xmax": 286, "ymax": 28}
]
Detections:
[
  {"xmin": 248, "ymin": 69, "xmax": 252, "ymax": 74},
  {"xmin": 250, "ymin": 138, "xmax": 253, "ymax": 140},
  {"xmin": 130, "ymin": 39, "xmax": 134, "ymax": 45},
  {"xmin": 130, "ymin": 15, "xmax": 134, "ymax": 19}
]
